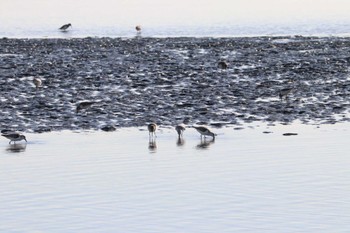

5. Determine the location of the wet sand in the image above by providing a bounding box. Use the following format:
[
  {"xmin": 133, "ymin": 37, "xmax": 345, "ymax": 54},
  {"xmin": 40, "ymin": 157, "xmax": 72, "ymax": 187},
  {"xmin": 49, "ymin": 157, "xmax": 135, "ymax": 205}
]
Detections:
[
  {"xmin": 1, "ymin": 36, "xmax": 350, "ymax": 231},
  {"xmin": 0, "ymin": 36, "xmax": 350, "ymax": 133}
]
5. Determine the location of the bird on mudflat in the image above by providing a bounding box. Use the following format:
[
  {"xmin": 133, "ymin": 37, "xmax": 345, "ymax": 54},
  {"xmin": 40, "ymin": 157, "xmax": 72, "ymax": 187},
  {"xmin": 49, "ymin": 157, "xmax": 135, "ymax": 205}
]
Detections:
[
  {"xmin": 76, "ymin": 101, "xmax": 95, "ymax": 113},
  {"xmin": 33, "ymin": 77, "xmax": 42, "ymax": 88},
  {"xmin": 2, "ymin": 132, "xmax": 27, "ymax": 144},
  {"xmin": 135, "ymin": 25, "xmax": 141, "ymax": 33},
  {"xmin": 59, "ymin": 23, "xmax": 72, "ymax": 31},
  {"xmin": 218, "ymin": 61, "xmax": 228, "ymax": 69},
  {"xmin": 193, "ymin": 126, "xmax": 216, "ymax": 139},
  {"xmin": 279, "ymin": 88, "xmax": 293, "ymax": 100},
  {"xmin": 148, "ymin": 123, "xmax": 157, "ymax": 138},
  {"xmin": 175, "ymin": 124, "xmax": 185, "ymax": 138}
]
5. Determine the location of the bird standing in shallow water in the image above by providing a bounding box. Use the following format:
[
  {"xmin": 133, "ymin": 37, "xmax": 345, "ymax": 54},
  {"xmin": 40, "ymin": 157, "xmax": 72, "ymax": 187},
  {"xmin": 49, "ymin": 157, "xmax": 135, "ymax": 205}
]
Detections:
[
  {"xmin": 59, "ymin": 23, "xmax": 72, "ymax": 31},
  {"xmin": 33, "ymin": 77, "xmax": 42, "ymax": 88},
  {"xmin": 193, "ymin": 126, "xmax": 216, "ymax": 139},
  {"xmin": 148, "ymin": 123, "xmax": 157, "ymax": 139},
  {"xmin": 2, "ymin": 132, "xmax": 27, "ymax": 144},
  {"xmin": 175, "ymin": 124, "xmax": 185, "ymax": 138},
  {"xmin": 135, "ymin": 25, "xmax": 141, "ymax": 35}
]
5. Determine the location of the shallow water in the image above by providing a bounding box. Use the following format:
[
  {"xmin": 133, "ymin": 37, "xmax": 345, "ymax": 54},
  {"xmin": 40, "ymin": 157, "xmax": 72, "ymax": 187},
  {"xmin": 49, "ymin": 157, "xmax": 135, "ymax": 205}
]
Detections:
[
  {"xmin": 1, "ymin": 0, "xmax": 350, "ymax": 38},
  {"xmin": 1, "ymin": 123, "xmax": 350, "ymax": 232}
]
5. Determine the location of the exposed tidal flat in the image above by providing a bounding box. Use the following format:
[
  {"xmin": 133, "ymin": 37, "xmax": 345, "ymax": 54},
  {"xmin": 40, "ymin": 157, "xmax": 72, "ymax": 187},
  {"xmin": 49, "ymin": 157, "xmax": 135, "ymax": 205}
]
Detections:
[
  {"xmin": 1, "ymin": 36, "xmax": 350, "ymax": 232},
  {"xmin": 0, "ymin": 36, "xmax": 350, "ymax": 133}
]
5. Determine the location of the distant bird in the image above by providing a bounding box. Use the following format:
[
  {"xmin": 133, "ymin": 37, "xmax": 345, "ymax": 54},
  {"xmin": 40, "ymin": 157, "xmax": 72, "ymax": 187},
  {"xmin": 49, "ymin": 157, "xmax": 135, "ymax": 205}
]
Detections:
[
  {"xmin": 148, "ymin": 123, "xmax": 157, "ymax": 138},
  {"xmin": 33, "ymin": 77, "xmax": 42, "ymax": 88},
  {"xmin": 193, "ymin": 126, "xmax": 216, "ymax": 139},
  {"xmin": 59, "ymin": 23, "xmax": 72, "ymax": 31},
  {"xmin": 218, "ymin": 61, "xmax": 228, "ymax": 69},
  {"xmin": 175, "ymin": 124, "xmax": 185, "ymax": 138},
  {"xmin": 135, "ymin": 25, "xmax": 141, "ymax": 34},
  {"xmin": 2, "ymin": 132, "xmax": 27, "ymax": 144},
  {"xmin": 279, "ymin": 88, "xmax": 293, "ymax": 100},
  {"xmin": 76, "ymin": 101, "xmax": 95, "ymax": 113}
]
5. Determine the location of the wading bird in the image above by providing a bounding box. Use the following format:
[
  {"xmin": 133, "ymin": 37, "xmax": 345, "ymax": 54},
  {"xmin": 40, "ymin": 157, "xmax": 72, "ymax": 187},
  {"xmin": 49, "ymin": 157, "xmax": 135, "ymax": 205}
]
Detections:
[
  {"xmin": 135, "ymin": 25, "xmax": 141, "ymax": 34},
  {"xmin": 175, "ymin": 124, "xmax": 185, "ymax": 138},
  {"xmin": 148, "ymin": 123, "xmax": 157, "ymax": 139},
  {"xmin": 193, "ymin": 126, "xmax": 216, "ymax": 139},
  {"xmin": 59, "ymin": 23, "xmax": 72, "ymax": 31},
  {"xmin": 1, "ymin": 132, "xmax": 27, "ymax": 144}
]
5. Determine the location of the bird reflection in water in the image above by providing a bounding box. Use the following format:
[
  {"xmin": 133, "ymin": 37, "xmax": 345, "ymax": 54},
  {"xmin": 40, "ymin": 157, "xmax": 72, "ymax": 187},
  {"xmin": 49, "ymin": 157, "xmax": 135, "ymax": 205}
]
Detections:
[
  {"xmin": 148, "ymin": 139, "xmax": 157, "ymax": 153},
  {"xmin": 196, "ymin": 137, "xmax": 215, "ymax": 150},
  {"xmin": 6, "ymin": 143, "xmax": 27, "ymax": 153},
  {"xmin": 147, "ymin": 123, "xmax": 157, "ymax": 153},
  {"xmin": 176, "ymin": 137, "xmax": 185, "ymax": 147},
  {"xmin": 175, "ymin": 124, "xmax": 186, "ymax": 147}
]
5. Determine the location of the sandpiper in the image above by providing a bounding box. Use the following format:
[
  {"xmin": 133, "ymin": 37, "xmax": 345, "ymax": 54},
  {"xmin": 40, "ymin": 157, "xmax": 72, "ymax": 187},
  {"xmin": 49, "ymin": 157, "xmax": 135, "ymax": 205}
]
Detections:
[
  {"xmin": 218, "ymin": 61, "xmax": 228, "ymax": 69},
  {"xmin": 33, "ymin": 77, "xmax": 42, "ymax": 88},
  {"xmin": 175, "ymin": 124, "xmax": 185, "ymax": 138},
  {"xmin": 2, "ymin": 132, "xmax": 27, "ymax": 144},
  {"xmin": 279, "ymin": 88, "xmax": 293, "ymax": 100},
  {"xmin": 59, "ymin": 23, "xmax": 72, "ymax": 31},
  {"xmin": 76, "ymin": 101, "xmax": 95, "ymax": 113},
  {"xmin": 193, "ymin": 126, "xmax": 216, "ymax": 139},
  {"xmin": 148, "ymin": 123, "xmax": 157, "ymax": 138},
  {"xmin": 135, "ymin": 25, "xmax": 141, "ymax": 34}
]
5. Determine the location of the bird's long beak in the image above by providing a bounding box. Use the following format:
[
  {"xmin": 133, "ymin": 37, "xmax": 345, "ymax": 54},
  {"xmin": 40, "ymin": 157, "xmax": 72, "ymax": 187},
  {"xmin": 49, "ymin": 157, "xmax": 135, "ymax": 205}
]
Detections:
[{"xmin": 24, "ymin": 138, "xmax": 27, "ymax": 142}]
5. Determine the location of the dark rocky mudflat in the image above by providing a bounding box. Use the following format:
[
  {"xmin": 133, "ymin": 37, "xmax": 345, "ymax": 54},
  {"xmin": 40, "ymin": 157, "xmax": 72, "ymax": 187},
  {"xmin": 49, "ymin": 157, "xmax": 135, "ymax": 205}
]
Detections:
[{"xmin": 0, "ymin": 36, "xmax": 349, "ymax": 132}]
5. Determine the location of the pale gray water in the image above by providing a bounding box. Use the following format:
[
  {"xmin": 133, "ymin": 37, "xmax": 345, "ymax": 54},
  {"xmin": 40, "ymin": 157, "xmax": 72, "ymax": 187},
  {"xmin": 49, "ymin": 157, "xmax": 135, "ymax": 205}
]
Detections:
[
  {"xmin": 1, "ymin": 123, "xmax": 350, "ymax": 232},
  {"xmin": 1, "ymin": 0, "xmax": 350, "ymax": 38}
]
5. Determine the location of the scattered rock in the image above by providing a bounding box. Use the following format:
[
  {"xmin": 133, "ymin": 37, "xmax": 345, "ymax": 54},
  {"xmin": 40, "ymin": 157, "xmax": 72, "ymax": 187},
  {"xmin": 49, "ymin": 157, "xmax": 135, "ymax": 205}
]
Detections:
[
  {"xmin": 263, "ymin": 131, "xmax": 273, "ymax": 134},
  {"xmin": 283, "ymin": 133, "xmax": 298, "ymax": 136},
  {"xmin": 101, "ymin": 125, "xmax": 117, "ymax": 132}
]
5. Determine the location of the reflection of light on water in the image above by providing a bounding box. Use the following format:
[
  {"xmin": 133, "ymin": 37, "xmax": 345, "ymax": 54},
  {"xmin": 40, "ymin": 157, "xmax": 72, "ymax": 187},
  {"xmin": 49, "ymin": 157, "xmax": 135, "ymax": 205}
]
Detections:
[{"xmin": 6, "ymin": 143, "xmax": 27, "ymax": 153}]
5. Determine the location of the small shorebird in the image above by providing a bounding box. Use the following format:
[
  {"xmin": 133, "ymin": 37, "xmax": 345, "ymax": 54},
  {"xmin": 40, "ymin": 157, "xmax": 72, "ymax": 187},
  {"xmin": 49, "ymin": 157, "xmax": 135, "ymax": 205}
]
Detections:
[
  {"xmin": 76, "ymin": 101, "xmax": 95, "ymax": 113},
  {"xmin": 218, "ymin": 61, "xmax": 228, "ymax": 69},
  {"xmin": 279, "ymin": 88, "xmax": 293, "ymax": 100},
  {"xmin": 175, "ymin": 124, "xmax": 185, "ymax": 138},
  {"xmin": 193, "ymin": 126, "xmax": 216, "ymax": 139},
  {"xmin": 135, "ymin": 25, "xmax": 141, "ymax": 34},
  {"xmin": 2, "ymin": 132, "xmax": 27, "ymax": 144},
  {"xmin": 59, "ymin": 23, "xmax": 72, "ymax": 31},
  {"xmin": 148, "ymin": 123, "xmax": 157, "ymax": 138},
  {"xmin": 33, "ymin": 77, "xmax": 42, "ymax": 88}
]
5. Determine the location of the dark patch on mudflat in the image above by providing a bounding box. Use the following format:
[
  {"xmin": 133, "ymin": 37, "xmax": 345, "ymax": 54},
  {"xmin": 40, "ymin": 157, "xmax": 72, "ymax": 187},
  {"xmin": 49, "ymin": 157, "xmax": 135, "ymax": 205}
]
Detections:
[{"xmin": 0, "ymin": 36, "xmax": 349, "ymax": 132}]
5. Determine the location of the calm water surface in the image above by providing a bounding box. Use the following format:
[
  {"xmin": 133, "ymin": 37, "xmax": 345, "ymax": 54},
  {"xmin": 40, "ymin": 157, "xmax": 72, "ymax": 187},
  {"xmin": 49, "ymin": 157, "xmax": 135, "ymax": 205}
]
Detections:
[
  {"xmin": 1, "ymin": 0, "xmax": 350, "ymax": 37},
  {"xmin": 0, "ymin": 123, "xmax": 349, "ymax": 232}
]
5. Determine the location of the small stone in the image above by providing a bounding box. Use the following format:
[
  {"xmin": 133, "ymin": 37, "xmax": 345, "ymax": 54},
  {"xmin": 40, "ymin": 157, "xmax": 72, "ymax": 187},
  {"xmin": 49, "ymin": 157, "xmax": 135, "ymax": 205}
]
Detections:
[
  {"xmin": 101, "ymin": 125, "xmax": 116, "ymax": 132},
  {"xmin": 283, "ymin": 133, "xmax": 298, "ymax": 136}
]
